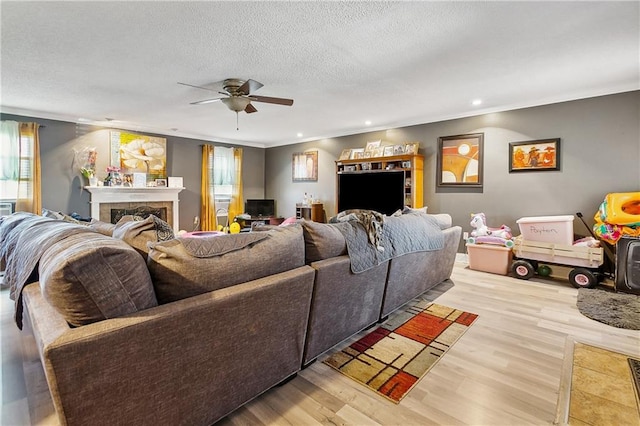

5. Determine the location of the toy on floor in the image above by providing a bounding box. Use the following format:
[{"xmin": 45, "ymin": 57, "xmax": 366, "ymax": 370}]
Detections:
[
  {"xmin": 468, "ymin": 212, "xmax": 514, "ymax": 248},
  {"xmin": 593, "ymin": 192, "xmax": 640, "ymax": 244}
]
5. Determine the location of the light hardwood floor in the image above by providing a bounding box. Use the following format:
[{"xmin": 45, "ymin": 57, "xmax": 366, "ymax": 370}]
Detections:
[{"xmin": 2, "ymin": 258, "xmax": 639, "ymax": 426}]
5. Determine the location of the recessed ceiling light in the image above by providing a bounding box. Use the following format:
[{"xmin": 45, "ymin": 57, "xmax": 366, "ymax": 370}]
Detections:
[
  {"xmin": 297, "ymin": 132, "xmax": 303, "ymax": 137},
  {"xmin": 472, "ymin": 99, "xmax": 482, "ymax": 106},
  {"xmin": 365, "ymin": 120, "xmax": 372, "ymax": 126},
  {"xmin": 77, "ymin": 118, "xmax": 91, "ymax": 122}
]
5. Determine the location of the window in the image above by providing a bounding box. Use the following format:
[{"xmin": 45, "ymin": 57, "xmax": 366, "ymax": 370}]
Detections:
[
  {"xmin": 210, "ymin": 146, "xmax": 234, "ymax": 202},
  {"xmin": 0, "ymin": 121, "xmax": 24, "ymax": 201}
]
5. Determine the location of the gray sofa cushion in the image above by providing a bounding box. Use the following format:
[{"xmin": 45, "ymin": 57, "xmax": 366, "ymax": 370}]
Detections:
[
  {"xmin": 112, "ymin": 214, "xmax": 174, "ymax": 259},
  {"xmin": 301, "ymin": 220, "xmax": 347, "ymax": 263},
  {"xmin": 88, "ymin": 219, "xmax": 116, "ymax": 236},
  {"xmin": 148, "ymin": 224, "xmax": 305, "ymax": 304},
  {"xmin": 39, "ymin": 231, "xmax": 158, "ymax": 327}
]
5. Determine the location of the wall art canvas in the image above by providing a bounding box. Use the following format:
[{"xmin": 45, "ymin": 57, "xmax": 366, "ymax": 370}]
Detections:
[
  {"xmin": 509, "ymin": 138, "xmax": 561, "ymax": 172},
  {"xmin": 110, "ymin": 131, "xmax": 167, "ymax": 179}
]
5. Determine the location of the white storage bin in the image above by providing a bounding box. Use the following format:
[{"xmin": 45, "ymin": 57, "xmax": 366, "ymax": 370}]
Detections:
[{"xmin": 516, "ymin": 215, "xmax": 574, "ymax": 245}]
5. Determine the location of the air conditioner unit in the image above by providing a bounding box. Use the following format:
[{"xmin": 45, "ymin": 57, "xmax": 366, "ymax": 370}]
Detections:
[{"xmin": 0, "ymin": 202, "xmax": 13, "ymax": 216}]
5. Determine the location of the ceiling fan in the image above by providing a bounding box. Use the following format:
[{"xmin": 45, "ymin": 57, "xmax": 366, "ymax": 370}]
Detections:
[{"xmin": 178, "ymin": 78, "xmax": 293, "ymax": 128}]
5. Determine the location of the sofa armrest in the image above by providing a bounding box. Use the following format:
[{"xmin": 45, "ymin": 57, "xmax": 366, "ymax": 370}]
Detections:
[{"xmin": 23, "ymin": 266, "xmax": 315, "ymax": 426}]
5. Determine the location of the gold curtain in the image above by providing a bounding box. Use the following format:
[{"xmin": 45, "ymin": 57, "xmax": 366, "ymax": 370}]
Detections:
[
  {"xmin": 200, "ymin": 145, "xmax": 216, "ymax": 231},
  {"xmin": 228, "ymin": 147, "xmax": 243, "ymax": 222},
  {"xmin": 15, "ymin": 123, "xmax": 41, "ymax": 214}
]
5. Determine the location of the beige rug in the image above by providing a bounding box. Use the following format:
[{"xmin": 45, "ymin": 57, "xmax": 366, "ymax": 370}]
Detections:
[{"xmin": 556, "ymin": 340, "xmax": 640, "ymax": 425}]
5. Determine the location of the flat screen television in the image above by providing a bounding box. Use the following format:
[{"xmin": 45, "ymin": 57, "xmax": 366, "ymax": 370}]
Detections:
[
  {"xmin": 337, "ymin": 171, "xmax": 405, "ymax": 216},
  {"xmin": 245, "ymin": 199, "xmax": 275, "ymax": 217}
]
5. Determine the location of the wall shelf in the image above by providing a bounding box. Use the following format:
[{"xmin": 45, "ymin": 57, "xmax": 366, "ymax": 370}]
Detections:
[{"xmin": 335, "ymin": 153, "xmax": 424, "ymax": 210}]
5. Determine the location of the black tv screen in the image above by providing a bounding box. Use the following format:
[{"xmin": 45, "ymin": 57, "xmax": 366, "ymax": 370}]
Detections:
[
  {"xmin": 338, "ymin": 171, "xmax": 405, "ymax": 216},
  {"xmin": 245, "ymin": 199, "xmax": 275, "ymax": 217}
]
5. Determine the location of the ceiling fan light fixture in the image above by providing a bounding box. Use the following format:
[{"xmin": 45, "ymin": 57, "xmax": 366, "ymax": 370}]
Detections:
[{"xmin": 221, "ymin": 96, "xmax": 251, "ymax": 112}]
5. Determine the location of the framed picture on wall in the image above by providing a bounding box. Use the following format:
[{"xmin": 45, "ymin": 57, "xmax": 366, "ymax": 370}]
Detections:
[
  {"xmin": 436, "ymin": 133, "xmax": 484, "ymax": 188},
  {"xmin": 509, "ymin": 138, "xmax": 561, "ymax": 172},
  {"xmin": 292, "ymin": 151, "xmax": 318, "ymax": 181}
]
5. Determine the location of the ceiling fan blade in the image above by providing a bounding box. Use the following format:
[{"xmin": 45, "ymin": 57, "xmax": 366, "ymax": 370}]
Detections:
[
  {"xmin": 238, "ymin": 79, "xmax": 264, "ymax": 95},
  {"xmin": 249, "ymin": 95, "xmax": 294, "ymax": 106},
  {"xmin": 245, "ymin": 103, "xmax": 258, "ymax": 114},
  {"xmin": 190, "ymin": 98, "xmax": 222, "ymax": 105},
  {"xmin": 178, "ymin": 82, "xmax": 217, "ymax": 92}
]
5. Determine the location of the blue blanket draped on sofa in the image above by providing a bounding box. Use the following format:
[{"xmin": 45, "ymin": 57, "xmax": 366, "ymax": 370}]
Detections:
[{"xmin": 334, "ymin": 212, "xmax": 445, "ymax": 273}]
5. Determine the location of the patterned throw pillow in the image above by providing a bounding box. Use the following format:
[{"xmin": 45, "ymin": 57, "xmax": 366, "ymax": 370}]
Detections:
[{"xmin": 112, "ymin": 214, "xmax": 174, "ymax": 259}]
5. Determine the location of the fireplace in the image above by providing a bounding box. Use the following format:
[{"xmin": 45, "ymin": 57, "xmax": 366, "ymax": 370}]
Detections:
[
  {"xmin": 110, "ymin": 206, "xmax": 168, "ymax": 224},
  {"xmin": 85, "ymin": 187, "xmax": 183, "ymax": 233}
]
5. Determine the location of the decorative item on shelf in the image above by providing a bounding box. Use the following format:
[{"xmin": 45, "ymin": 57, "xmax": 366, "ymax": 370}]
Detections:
[
  {"xmin": 364, "ymin": 140, "xmax": 381, "ymax": 153},
  {"xmin": 350, "ymin": 148, "xmax": 364, "ymax": 159},
  {"xmin": 104, "ymin": 166, "xmax": 122, "ymax": 187},
  {"xmin": 132, "ymin": 173, "xmax": 147, "ymax": 187},
  {"xmin": 155, "ymin": 178, "xmax": 167, "ymax": 187},
  {"xmin": 383, "ymin": 146, "xmax": 395, "ymax": 157},
  {"xmin": 339, "ymin": 149, "xmax": 352, "ymax": 161},
  {"xmin": 393, "ymin": 145, "xmax": 404, "ymax": 155},
  {"xmin": 168, "ymin": 176, "xmax": 184, "ymax": 188},
  {"xmin": 404, "ymin": 142, "xmax": 420, "ymax": 154},
  {"xmin": 74, "ymin": 146, "xmax": 97, "ymax": 186}
]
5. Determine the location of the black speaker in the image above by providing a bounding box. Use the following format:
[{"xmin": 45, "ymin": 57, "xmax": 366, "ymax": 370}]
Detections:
[{"xmin": 615, "ymin": 237, "xmax": 640, "ymax": 294}]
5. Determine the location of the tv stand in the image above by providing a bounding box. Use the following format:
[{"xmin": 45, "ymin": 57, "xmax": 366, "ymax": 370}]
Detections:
[
  {"xmin": 335, "ymin": 153, "xmax": 424, "ymax": 214},
  {"xmin": 243, "ymin": 216, "xmax": 285, "ymax": 227}
]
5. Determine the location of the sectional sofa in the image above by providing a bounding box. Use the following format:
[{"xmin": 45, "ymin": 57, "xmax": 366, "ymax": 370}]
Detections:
[{"xmin": 0, "ymin": 210, "xmax": 461, "ymax": 426}]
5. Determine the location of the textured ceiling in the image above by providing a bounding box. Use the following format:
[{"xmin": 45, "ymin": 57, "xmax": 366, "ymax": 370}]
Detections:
[{"xmin": 1, "ymin": 1, "xmax": 638, "ymax": 148}]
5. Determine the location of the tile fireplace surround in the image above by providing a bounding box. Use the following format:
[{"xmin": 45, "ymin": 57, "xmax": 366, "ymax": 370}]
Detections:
[{"xmin": 84, "ymin": 186, "xmax": 184, "ymax": 233}]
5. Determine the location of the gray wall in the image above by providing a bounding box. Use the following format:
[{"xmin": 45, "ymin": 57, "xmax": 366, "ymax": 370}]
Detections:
[
  {"xmin": 0, "ymin": 114, "xmax": 265, "ymax": 231},
  {"xmin": 266, "ymin": 91, "xmax": 640, "ymax": 249},
  {"xmin": 4, "ymin": 90, "xmax": 638, "ymax": 244}
]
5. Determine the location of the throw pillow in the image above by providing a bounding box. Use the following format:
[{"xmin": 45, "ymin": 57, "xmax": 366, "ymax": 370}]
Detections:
[
  {"xmin": 112, "ymin": 214, "xmax": 174, "ymax": 259},
  {"xmin": 39, "ymin": 231, "xmax": 158, "ymax": 327},
  {"xmin": 148, "ymin": 224, "xmax": 305, "ymax": 304},
  {"xmin": 88, "ymin": 219, "xmax": 116, "ymax": 236},
  {"xmin": 301, "ymin": 220, "xmax": 347, "ymax": 263},
  {"xmin": 402, "ymin": 206, "xmax": 428, "ymax": 214}
]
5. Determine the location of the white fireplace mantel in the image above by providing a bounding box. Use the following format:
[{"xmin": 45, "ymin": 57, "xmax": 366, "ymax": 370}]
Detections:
[{"xmin": 85, "ymin": 186, "xmax": 184, "ymax": 233}]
